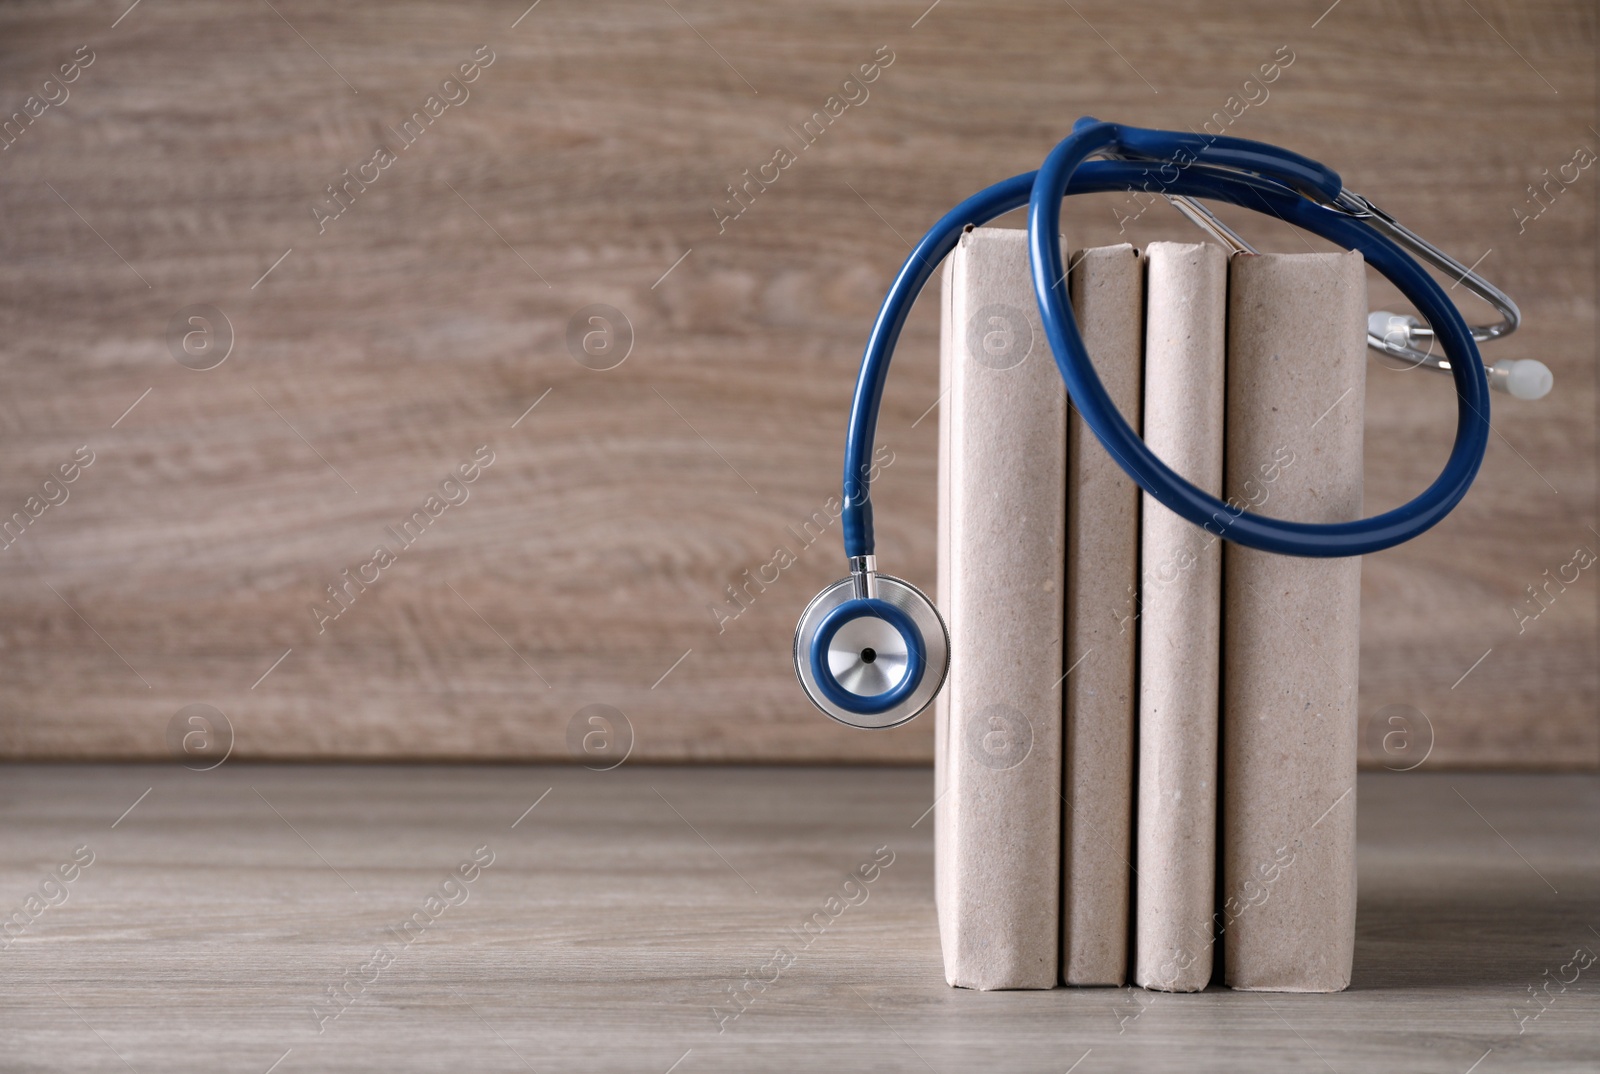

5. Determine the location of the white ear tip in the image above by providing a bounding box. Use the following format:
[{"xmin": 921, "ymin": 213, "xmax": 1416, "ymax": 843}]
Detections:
[
  {"xmin": 1369, "ymin": 311, "xmax": 1420, "ymax": 346},
  {"xmin": 1496, "ymin": 358, "xmax": 1553, "ymax": 401},
  {"xmin": 1491, "ymin": 358, "xmax": 1555, "ymax": 401}
]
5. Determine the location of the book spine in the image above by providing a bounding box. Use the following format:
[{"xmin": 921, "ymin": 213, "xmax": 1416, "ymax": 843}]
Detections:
[
  {"xmin": 934, "ymin": 255, "xmax": 954, "ymax": 961},
  {"xmin": 1061, "ymin": 244, "xmax": 1144, "ymax": 986},
  {"xmin": 1222, "ymin": 251, "xmax": 1366, "ymax": 993},
  {"xmin": 940, "ymin": 226, "xmax": 1064, "ymax": 990},
  {"xmin": 1134, "ymin": 241, "xmax": 1228, "ymax": 992}
]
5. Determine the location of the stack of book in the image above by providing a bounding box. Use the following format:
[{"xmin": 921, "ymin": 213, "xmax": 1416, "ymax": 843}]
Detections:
[{"xmin": 934, "ymin": 227, "xmax": 1366, "ymax": 993}]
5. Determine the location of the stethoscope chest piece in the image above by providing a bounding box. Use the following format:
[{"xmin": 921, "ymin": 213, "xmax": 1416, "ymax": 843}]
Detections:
[{"xmin": 793, "ymin": 572, "xmax": 949, "ymax": 730}]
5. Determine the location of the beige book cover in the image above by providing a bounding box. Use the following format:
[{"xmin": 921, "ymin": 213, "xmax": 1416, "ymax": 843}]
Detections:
[
  {"xmin": 1061, "ymin": 244, "xmax": 1143, "ymax": 986},
  {"xmin": 935, "ymin": 225, "xmax": 1064, "ymax": 990},
  {"xmin": 934, "ymin": 256, "xmax": 954, "ymax": 954},
  {"xmin": 1221, "ymin": 250, "xmax": 1366, "ymax": 993},
  {"xmin": 1134, "ymin": 241, "xmax": 1228, "ymax": 992}
]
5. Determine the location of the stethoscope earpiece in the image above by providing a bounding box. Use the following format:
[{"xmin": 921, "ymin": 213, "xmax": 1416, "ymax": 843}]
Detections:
[{"xmin": 794, "ymin": 565, "xmax": 948, "ymax": 730}]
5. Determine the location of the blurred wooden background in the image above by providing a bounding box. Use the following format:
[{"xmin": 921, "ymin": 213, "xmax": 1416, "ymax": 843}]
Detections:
[{"xmin": 0, "ymin": 0, "xmax": 1592, "ymax": 766}]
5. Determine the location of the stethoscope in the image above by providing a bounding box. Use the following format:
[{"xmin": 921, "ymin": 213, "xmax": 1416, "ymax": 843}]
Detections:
[{"xmin": 794, "ymin": 117, "xmax": 1551, "ymax": 731}]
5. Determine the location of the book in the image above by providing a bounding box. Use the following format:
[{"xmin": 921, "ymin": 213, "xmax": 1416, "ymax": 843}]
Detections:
[
  {"xmin": 934, "ymin": 225, "xmax": 1064, "ymax": 990},
  {"xmin": 1133, "ymin": 241, "xmax": 1229, "ymax": 992},
  {"xmin": 1060, "ymin": 243, "xmax": 1144, "ymax": 986},
  {"xmin": 934, "ymin": 243, "xmax": 954, "ymax": 961},
  {"xmin": 1221, "ymin": 250, "xmax": 1366, "ymax": 993}
]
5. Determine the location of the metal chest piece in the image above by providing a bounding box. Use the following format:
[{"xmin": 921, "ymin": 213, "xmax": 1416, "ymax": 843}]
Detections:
[{"xmin": 793, "ymin": 559, "xmax": 949, "ymax": 730}]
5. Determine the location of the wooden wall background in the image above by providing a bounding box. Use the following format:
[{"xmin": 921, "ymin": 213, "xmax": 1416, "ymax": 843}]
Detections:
[{"xmin": 0, "ymin": 0, "xmax": 1592, "ymax": 766}]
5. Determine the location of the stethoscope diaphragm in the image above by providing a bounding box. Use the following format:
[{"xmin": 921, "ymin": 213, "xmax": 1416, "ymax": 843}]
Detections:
[{"xmin": 793, "ymin": 573, "xmax": 948, "ymax": 730}]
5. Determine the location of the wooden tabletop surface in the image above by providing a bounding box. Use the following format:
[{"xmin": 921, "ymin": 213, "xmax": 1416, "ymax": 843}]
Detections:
[{"xmin": 0, "ymin": 764, "xmax": 1595, "ymax": 1072}]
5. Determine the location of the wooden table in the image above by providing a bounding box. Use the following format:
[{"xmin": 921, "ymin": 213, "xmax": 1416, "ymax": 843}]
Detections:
[{"xmin": 1, "ymin": 765, "xmax": 1595, "ymax": 1072}]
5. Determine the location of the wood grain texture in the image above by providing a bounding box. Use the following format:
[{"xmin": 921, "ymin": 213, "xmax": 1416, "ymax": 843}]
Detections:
[
  {"xmin": 0, "ymin": 763, "xmax": 1597, "ymax": 1072},
  {"xmin": 0, "ymin": 0, "xmax": 1592, "ymax": 763}
]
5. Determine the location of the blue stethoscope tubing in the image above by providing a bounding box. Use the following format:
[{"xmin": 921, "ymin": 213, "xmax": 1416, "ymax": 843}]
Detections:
[
  {"xmin": 840, "ymin": 117, "xmax": 1491, "ymax": 561},
  {"xmin": 800, "ymin": 117, "xmax": 1494, "ymax": 729}
]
